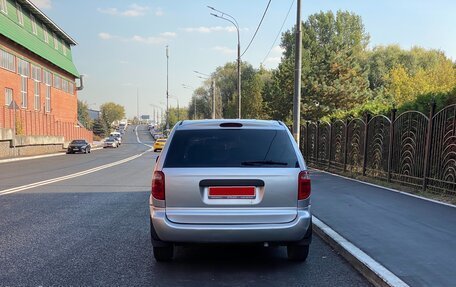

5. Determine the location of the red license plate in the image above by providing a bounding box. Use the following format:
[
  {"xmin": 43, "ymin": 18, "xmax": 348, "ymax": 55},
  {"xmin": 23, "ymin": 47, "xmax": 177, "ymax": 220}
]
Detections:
[{"xmin": 208, "ymin": 186, "xmax": 256, "ymax": 199}]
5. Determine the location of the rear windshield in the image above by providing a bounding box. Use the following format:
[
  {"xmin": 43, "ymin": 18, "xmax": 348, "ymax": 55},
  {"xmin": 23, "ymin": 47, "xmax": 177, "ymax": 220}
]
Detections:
[{"xmin": 164, "ymin": 129, "xmax": 298, "ymax": 168}]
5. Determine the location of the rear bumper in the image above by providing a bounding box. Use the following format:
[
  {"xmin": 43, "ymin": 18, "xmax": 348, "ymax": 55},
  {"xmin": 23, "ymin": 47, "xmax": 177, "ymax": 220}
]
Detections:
[{"xmin": 150, "ymin": 206, "xmax": 311, "ymax": 244}]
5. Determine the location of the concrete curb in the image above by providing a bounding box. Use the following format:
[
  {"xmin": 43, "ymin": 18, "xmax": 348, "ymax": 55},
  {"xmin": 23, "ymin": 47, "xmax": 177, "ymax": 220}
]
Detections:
[
  {"xmin": 312, "ymin": 216, "xmax": 409, "ymax": 287},
  {"xmin": 0, "ymin": 147, "xmax": 103, "ymax": 164}
]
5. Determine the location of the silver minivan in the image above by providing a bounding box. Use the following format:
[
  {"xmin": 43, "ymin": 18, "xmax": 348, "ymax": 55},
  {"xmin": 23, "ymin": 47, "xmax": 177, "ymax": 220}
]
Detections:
[{"xmin": 149, "ymin": 120, "xmax": 312, "ymax": 261}]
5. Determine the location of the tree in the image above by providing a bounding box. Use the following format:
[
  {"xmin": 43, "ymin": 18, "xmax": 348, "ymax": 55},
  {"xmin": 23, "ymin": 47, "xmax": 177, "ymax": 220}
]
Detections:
[
  {"xmin": 262, "ymin": 58, "xmax": 295, "ymax": 123},
  {"xmin": 100, "ymin": 102, "xmax": 125, "ymax": 129},
  {"xmin": 92, "ymin": 118, "xmax": 107, "ymax": 137},
  {"xmin": 277, "ymin": 10, "xmax": 371, "ymax": 120},
  {"xmin": 166, "ymin": 107, "xmax": 189, "ymax": 129},
  {"xmin": 386, "ymin": 48, "xmax": 456, "ymax": 107},
  {"xmin": 188, "ymin": 87, "xmax": 211, "ymax": 120},
  {"xmin": 77, "ymin": 100, "xmax": 92, "ymax": 130}
]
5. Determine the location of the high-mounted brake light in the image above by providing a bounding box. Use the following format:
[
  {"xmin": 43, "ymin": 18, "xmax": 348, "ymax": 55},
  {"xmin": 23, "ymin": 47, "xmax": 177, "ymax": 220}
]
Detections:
[
  {"xmin": 220, "ymin": 123, "xmax": 243, "ymax": 128},
  {"xmin": 298, "ymin": 171, "xmax": 311, "ymax": 200},
  {"xmin": 152, "ymin": 171, "xmax": 165, "ymax": 200}
]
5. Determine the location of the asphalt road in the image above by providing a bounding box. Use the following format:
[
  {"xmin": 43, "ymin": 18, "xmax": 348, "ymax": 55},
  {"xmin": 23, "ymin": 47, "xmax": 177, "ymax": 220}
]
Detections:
[
  {"xmin": 311, "ymin": 169, "xmax": 456, "ymax": 287},
  {"xmin": 0, "ymin": 125, "xmax": 370, "ymax": 286}
]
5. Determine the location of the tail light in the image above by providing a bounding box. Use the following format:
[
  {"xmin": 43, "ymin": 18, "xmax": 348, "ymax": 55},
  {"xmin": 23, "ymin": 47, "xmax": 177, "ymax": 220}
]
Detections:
[
  {"xmin": 298, "ymin": 171, "xmax": 311, "ymax": 200},
  {"xmin": 152, "ymin": 171, "xmax": 165, "ymax": 200}
]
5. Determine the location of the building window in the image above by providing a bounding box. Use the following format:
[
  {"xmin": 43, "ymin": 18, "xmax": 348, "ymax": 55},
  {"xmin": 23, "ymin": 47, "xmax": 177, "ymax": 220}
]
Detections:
[
  {"xmin": 44, "ymin": 27, "xmax": 49, "ymax": 43},
  {"xmin": 43, "ymin": 70, "xmax": 51, "ymax": 112},
  {"xmin": 53, "ymin": 74, "xmax": 61, "ymax": 89},
  {"xmin": 0, "ymin": 49, "xmax": 15, "ymax": 72},
  {"xmin": 0, "ymin": 0, "xmax": 8, "ymax": 14},
  {"xmin": 34, "ymin": 81, "xmax": 40, "ymax": 110},
  {"xmin": 62, "ymin": 79, "xmax": 68, "ymax": 93},
  {"xmin": 69, "ymin": 82, "xmax": 74, "ymax": 95},
  {"xmin": 16, "ymin": 2, "xmax": 24, "ymax": 25},
  {"xmin": 32, "ymin": 65, "xmax": 41, "ymax": 82},
  {"xmin": 43, "ymin": 70, "xmax": 51, "ymax": 85},
  {"xmin": 53, "ymin": 34, "xmax": 59, "ymax": 50},
  {"xmin": 31, "ymin": 14, "xmax": 37, "ymax": 35},
  {"xmin": 17, "ymin": 58, "xmax": 30, "ymax": 77},
  {"xmin": 5, "ymin": 88, "xmax": 13, "ymax": 106},
  {"xmin": 21, "ymin": 76, "xmax": 27, "ymax": 108},
  {"xmin": 63, "ymin": 44, "xmax": 67, "ymax": 56}
]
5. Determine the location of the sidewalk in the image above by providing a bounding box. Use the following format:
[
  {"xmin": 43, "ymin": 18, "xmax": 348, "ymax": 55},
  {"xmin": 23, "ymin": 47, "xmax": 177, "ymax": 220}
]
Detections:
[{"xmin": 311, "ymin": 170, "xmax": 456, "ymax": 287}]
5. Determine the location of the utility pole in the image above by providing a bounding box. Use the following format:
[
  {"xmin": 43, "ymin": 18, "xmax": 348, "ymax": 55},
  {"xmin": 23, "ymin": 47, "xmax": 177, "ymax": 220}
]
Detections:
[
  {"xmin": 212, "ymin": 79, "xmax": 216, "ymax": 119},
  {"xmin": 136, "ymin": 88, "xmax": 139, "ymax": 123},
  {"xmin": 166, "ymin": 45, "xmax": 169, "ymax": 131},
  {"xmin": 293, "ymin": 0, "xmax": 302, "ymax": 145}
]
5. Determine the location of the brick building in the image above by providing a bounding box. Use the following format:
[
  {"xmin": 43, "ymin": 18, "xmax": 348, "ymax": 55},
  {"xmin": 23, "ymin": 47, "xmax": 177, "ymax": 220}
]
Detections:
[{"xmin": 0, "ymin": 0, "xmax": 91, "ymax": 142}]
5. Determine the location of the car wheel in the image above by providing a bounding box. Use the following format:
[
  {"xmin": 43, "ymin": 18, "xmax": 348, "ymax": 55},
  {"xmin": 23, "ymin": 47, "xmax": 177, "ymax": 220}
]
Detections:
[
  {"xmin": 153, "ymin": 149, "xmax": 157, "ymax": 152},
  {"xmin": 88, "ymin": 148, "xmax": 91, "ymax": 153},
  {"xmin": 153, "ymin": 246, "xmax": 174, "ymax": 262},
  {"xmin": 287, "ymin": 244, "xmax": 309, "ymax": 262}
]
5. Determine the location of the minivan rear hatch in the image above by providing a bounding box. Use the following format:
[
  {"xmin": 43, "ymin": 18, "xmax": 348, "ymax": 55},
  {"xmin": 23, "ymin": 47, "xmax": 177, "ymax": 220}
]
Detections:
[{"xmin": 162, "ymin": 127, "xmax": 301, "ymax": 224}]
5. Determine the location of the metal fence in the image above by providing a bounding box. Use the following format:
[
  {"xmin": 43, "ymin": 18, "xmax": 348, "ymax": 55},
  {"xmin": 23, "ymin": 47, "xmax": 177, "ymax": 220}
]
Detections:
[{"xmin": 300, "ymin": 103, "xmax": 456, "ymax": 195}]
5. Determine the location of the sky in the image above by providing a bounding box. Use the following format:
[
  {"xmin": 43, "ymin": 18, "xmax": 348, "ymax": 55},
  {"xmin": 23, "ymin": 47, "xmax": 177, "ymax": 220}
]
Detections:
[{"xmin": 30, "ymin": 0, "xmax": 456, "ymax": 118}]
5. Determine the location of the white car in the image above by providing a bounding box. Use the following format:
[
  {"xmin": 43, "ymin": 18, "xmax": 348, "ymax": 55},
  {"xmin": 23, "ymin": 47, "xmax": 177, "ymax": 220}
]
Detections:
[{"xmin": 103, "ymin": 138, "xmax": 118, "ymax": 148}]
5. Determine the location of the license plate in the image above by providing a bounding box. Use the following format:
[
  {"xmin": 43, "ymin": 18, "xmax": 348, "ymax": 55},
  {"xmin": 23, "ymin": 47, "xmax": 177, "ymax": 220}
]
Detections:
[{"xmin": 208, "ymin": 186, "xmax": 256, "ymax": 199}]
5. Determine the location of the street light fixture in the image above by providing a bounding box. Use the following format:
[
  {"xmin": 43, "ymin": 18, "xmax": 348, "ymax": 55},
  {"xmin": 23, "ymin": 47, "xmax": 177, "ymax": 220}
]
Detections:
[
  {"xmin": 168, "ymin": 95, "xmax": 180, "ymax": 121},
  {"xmin": 182, "ymin": 84, "xmax": 198, "ymax": 120},
  {"xmin": 208, "ymin": 6, "xmax": 241, "ymax": 119},
  {"xmin": 194, "ymin": 71, "xmax": 216, "ymax": 119},
  {"xmin": 150, "ymin": 104, "xmax": 163, "ymax": 126}
]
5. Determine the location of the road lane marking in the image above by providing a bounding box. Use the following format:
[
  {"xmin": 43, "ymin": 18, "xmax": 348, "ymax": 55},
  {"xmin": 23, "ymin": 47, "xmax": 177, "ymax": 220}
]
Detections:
[
  {"xmin": 135, "ymin": 125, "xmax": 142, "ymax": 144},
  {"xmin": 0, "ymin": 150, "xmax": 150, "ymax": 196},
  {"xmin": 0, "ymin": 147, "xmax": 104, "ymax": 164},
  {"xmin": 313, "ymin": 216, "xmax": 409, "ymax": 287},
  {"xmin": 135, "ymin": 125, "xmax": 153, "ymax": 148}
]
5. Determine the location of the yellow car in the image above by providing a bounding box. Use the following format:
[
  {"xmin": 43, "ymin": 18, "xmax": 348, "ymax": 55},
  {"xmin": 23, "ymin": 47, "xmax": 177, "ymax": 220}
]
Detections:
[{"xmin": 153, "ymin": 138, "xmax": 167, "ymax": 152}]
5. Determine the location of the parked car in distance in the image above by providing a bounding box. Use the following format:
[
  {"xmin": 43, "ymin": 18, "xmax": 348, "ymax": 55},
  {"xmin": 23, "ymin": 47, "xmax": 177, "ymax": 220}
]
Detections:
[
  {"xmin": 153, "ymin": 138, "xmax": 166, "ymax": 152},
  {"xmin": 67, "ymin": 139, "xmax": 91, "ymax": 154},
  {"xmin": 149, "ymin": 120, "xmax": 312, "ymax": 262},
  {"xmin": 104, "ymin": 137, "xmax": 118, "ymax": 148}
]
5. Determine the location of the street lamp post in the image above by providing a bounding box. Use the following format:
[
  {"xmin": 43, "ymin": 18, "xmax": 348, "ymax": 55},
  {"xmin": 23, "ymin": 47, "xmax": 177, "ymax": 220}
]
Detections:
[
  {"xmin": 166, "ymin": 45, "xmax": 170, "ymax": 131},
  {"xmin": 194, "ymin": 71, "xmax": 216, "ymax": 119},
  {"xmin": 169, "ymin": 95, "xmax": 180, "ymax": 121},
  {"xmin": 208, "ymin": 6, "xmax": 241, "ymax": 119},
  {"xmin": 182, "ymin": 84, "xmax": 197, "ymax": 120}
]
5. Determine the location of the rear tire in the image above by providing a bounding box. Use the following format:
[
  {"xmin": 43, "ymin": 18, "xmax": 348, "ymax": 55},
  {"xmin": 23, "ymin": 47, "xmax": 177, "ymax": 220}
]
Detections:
[
  {"xmin": 287, "ymin": 244, "xmax": 309, "ymax": 262},
  {"xmin": 153, "ymin": 246, "xmax": 174, "ymax": 262}
]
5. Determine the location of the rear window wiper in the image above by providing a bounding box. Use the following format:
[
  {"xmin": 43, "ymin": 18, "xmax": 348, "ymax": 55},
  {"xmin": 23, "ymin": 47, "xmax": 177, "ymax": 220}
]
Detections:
[{"xmin": 241, "ymin": 160, "xmax": 288, "ymax": 166}]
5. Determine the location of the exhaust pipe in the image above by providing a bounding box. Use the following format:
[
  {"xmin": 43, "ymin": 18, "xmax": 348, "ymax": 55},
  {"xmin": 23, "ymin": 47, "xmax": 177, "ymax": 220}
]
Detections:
[{"xmin": 77, "ymin": 74, "xmax": 84, "ymax": 91}]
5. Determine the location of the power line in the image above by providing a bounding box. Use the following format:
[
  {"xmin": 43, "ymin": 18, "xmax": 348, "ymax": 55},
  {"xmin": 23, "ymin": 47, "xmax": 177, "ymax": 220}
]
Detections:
[
  {"xmin": 261, "ymin": 0, "xmax": 295, "ymax": 66},
  {"xmin": 241, "ymin": 0, "xmax": 272, "ymax": 58}
]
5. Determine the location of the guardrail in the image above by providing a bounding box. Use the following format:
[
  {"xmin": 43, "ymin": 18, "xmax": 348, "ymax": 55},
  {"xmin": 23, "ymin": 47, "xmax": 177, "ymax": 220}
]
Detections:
[{"xmin": 300, "ymin": 103, "xmax": 456, "ymax": 195}]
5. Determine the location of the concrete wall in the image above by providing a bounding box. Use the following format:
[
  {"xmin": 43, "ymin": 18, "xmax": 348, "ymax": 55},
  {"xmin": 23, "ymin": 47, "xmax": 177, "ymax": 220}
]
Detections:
[{"xmin": 0, "ymin": 128, "xmax": 65, "ymax": 159}]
